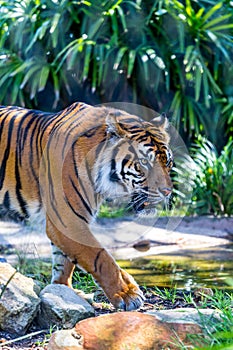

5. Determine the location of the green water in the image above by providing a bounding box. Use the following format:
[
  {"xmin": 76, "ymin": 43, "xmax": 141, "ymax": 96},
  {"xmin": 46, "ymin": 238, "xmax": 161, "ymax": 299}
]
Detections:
[{"xmin": 118, "ymin": 244, "xmax": 233, "ymax": 290}]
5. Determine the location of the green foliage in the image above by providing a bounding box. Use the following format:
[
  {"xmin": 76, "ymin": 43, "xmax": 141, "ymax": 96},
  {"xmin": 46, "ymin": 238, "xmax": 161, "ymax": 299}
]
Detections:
[
  {"xmin": 190, "ymin": 137, "xmax": 233, "ymax": 216},
  {"xmin": 172, "ymin": 136, "xmax": 233, "ymax": 216},
  {"xmin": 73, "ymin": 270, "xmax": 97, "ymax": 293},
  {"xmin": 98, "ymin": 202, "xmax": 127, "ymax": 218},
  {"xmin": 0, "ymin": 0, "xmax": 232, "ymax": 146},
  {"xmin": 153, "ymin": 285, "xmax": 178, "ymax": 304},
  {"xmin": 15, "ymin": 254, "xmax": 52, "ymax": 287},
  {"xmin": 195, "ymin": 289, "xmax": 233, "ymax": 350}
]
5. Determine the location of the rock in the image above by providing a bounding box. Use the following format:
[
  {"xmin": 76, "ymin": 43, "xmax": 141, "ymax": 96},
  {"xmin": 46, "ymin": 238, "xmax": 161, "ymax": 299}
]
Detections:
[
  {"xmin": 48, "ymin": 329, "xmax": 83, "ymax": 350},
  {"xmin": 0, "ymin": 262, "xmax": 41, "ymax": 335},
  {"xmin": 37, "ymin": 284, "xmax": 95, "ymax": 329},
  {"xmin": 48, "ymin": 311, "xmax": 202, "ymax": 350},
  {"xmin": 148, "ymin": 307, "xmax": 221, "ymax": 330}
]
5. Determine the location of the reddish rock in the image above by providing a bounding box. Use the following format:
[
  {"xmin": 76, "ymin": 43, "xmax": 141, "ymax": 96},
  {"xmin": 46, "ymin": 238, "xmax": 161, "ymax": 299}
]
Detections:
[{"xmin": 48, "ymin": 311, "xmax": 202, "ymax": 350}]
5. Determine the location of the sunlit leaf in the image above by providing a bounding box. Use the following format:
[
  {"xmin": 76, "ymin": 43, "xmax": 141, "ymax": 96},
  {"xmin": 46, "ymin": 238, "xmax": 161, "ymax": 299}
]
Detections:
[
  {"xmin": 208, "ymin": 24, "xmax": 233, "ymax": 31},
  {"xmin": 202, "ymin": 2, "xmax": 222, "ymax": 22},
  {"xmin": 127, "ymin": 50, "xmax": 136, "ymax": 78},
  {"xmin": 202, "ymin": 13, "xmax": 232, "ymax": 30},
  {"xmin": 52, "ymin": 69, "xmax": 60, "ymax": 109},
  {"xmin": 38, "ymin": 65, "xmax": 50, "ymax": 91},
  {"xmin": 195, "ymin": 65, "xmax": 202, "ymax": 102},
  {"xmin": 82, "ymin": 44, "xmax": 92, "ymax": 80},
  {"xmin": 116, "ymin": 6, "xmax": 127, "ymax": 32},
  {"xmin": 50, "ymin": 13, "xmax": 60, "ymax": 34},
  {"xmin": 113, "ymin": 47, "xmax": 128, "ymax": 70},
  {"xmin": 20, "ymin": 65, "xmax": 40, "ymax": 88},
  {"xmin": 87, "ymin": 17, "xmax": 104, "ymax": 38}
]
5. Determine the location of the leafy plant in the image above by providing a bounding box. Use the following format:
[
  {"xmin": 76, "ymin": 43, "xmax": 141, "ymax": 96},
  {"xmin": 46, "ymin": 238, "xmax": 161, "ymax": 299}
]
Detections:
[
  {"xmin": 195, "ymin": 289, "xmax": 233, "ymax": 350},
  {"xmin": 153, "ymin": 285, "xmax": 178, "ymax": 304},
  {"xmin": 0, "ymin": 0, "xmax": 232, "ymax": 146},
  {"xmin": 190, "ymin": 137, "xmax": 233, "ymax": 216}
]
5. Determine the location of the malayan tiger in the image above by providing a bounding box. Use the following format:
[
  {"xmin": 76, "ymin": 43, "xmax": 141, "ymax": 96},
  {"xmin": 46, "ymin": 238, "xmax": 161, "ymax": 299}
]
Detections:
[{"xmin": 0, "ymin": 102, "xmax": 173, "ymax": 311}]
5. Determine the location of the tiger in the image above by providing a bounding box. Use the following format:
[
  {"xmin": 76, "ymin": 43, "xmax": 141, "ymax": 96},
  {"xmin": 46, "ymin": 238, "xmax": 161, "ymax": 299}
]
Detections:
[{"xmin": 0, "ymin": 102, "xmax": 173, "ymax": 311}]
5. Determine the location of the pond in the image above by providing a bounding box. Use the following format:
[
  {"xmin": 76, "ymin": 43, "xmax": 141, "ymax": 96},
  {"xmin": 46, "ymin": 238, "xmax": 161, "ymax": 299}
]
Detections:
[{"xmin": 118, "ymin": 244, "xmax": 233, "ymax": 291}]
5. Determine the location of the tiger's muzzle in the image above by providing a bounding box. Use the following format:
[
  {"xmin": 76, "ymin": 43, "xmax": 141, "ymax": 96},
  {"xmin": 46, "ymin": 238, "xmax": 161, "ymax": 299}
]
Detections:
[{"xmin": 130, "ymin": 186, "xmax": 171, "ymax": 213}]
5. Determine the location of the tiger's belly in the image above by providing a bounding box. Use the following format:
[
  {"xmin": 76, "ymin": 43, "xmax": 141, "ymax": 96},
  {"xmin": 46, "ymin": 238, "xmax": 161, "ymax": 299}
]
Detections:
[{"xmin": 0, "ymin": 188, "xmax": 44, "ymax": 224}]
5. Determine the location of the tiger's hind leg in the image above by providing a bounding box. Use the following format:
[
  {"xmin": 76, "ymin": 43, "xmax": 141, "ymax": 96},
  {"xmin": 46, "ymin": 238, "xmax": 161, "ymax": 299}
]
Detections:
[{"xmin": 51, "ymin": 243, "xmax": 75, "ymax": 288}]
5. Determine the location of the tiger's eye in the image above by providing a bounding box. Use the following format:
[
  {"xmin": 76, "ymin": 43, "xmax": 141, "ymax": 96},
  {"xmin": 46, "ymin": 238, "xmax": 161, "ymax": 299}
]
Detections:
[{"xmin": 140, "ymin": 158, "xmax": 148, "ymax": 166}]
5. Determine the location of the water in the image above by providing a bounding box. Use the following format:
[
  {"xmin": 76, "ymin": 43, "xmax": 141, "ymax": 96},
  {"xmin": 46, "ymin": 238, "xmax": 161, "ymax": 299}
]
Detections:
[{"xmin": 118, "ymin": 244, "xmax": 233, "ymax": 291}]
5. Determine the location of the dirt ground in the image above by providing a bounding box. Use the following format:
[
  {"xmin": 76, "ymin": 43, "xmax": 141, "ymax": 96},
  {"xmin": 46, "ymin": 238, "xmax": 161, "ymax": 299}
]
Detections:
[{"xmin": 0, "ymin": 215, "xmax": 232, "ymax": 264}]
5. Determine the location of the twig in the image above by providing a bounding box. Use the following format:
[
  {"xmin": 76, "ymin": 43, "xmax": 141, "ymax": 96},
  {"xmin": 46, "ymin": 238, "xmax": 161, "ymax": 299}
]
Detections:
[
  {"xmin": 213, "ymin": 191, "xmax": 224, "ymax": 213},
  {"xmin": 0, "ymin": 330, "xmax": 46, "ymax": 347},
  {"xmin": 0, "ymin": 271, "xmax": 17, "ymax": 299}
]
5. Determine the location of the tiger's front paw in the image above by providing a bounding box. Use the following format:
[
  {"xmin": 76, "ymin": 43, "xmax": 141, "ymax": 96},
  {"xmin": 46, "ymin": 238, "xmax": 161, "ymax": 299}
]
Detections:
[{"xmin": 111, "ymin": 269, "xmax": 145, "ymax": 311}]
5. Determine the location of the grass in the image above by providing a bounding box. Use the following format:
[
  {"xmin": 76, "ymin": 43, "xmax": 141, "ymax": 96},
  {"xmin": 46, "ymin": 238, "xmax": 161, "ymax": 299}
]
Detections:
[
  {"xmin": 152, "ymin": 285, "xmax": 178, "ymax": 304},
  {"xmin": 195, "ymin": 289, "xmax": 233, "ymax": 350},
  {"xmin": 72, "ymin": 269, "xmax": 97, "ymax": 294}
]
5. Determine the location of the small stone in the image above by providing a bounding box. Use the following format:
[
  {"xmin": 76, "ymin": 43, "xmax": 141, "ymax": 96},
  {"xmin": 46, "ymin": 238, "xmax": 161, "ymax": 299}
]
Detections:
[
  {"xmin": 48, "ymin": 311, "xmax": 203, "ymax": 350},
  {"xmin": 0, "ymin": 262, "xmax": 41, "ymax": 334},
  {"xmin": 48, "ymin": 329, "xmax": 84, "ymax": 350},
  {"xmin": 194, "ymin": 287, "xmax": 214, "ymax": 300},
  {"xmin": 37, "ymin": 284, "xmax": 95, "ymax": 329}
]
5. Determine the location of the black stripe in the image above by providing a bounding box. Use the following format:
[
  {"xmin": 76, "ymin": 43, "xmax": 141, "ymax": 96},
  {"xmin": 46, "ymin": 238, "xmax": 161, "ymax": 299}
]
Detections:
[
  {"xmin": 64, "ymin": 194, "xmax": 89, "ymax": 224},
  {"xmin": 94, "ymin": 248, "xmax": 104, "ymax": 273},
  {"xmin": 0, "ymin": 115, "xmax": 17, "ymax": 190},
  {"xmin": 85, "ymin": 158, "xmax": 99, "ymax": 208},
  {"xmin": 44, "ymin": 134, "xmax": 67, "ymax": 228},
  {"xmin": 15, "ymin": 124, "xmax": 29, "ymax": 218},
  {"xmin": 3, "ymin": 191, "xmax": 10, "ymax": 209},
  {"xmin": 109, "ymin": 159, "xmax": 119, "ymax": 182},
  {"xmin": 71, "ymin": 143, "xmax": 93, "ymax": 211},
  {"xmin": 69, "ymin": 176, "xmax": 93, "ymax": 217}
]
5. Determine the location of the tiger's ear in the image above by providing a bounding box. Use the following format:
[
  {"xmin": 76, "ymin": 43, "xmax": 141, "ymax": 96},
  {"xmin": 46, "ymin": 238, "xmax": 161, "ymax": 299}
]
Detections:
[
  {"xmin": 106, "ymin": 112, "xmax": 127, "ymax": 138},
  {"xmin": 151, "ymin": 113, "xmax": 168, "ymax": 129}
]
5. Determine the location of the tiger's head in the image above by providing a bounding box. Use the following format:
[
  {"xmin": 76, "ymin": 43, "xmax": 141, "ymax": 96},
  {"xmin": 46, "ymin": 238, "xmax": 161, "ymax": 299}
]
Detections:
[{"xmin": 94, "ymin": 108, "xmax": 173, "ymax": 213}]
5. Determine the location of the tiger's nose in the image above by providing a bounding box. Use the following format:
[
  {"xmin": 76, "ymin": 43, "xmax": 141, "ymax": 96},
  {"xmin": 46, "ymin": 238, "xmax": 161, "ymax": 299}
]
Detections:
[{"xmin": 159, "ymin": 187, "xmax": 172, "ymax": 197}]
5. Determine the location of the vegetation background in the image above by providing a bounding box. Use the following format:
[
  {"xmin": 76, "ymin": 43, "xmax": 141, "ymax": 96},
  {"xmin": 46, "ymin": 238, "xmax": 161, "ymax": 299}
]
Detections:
[{"xmin": 0, "ymin": 0, "xmax": 232, "ymax": 215}]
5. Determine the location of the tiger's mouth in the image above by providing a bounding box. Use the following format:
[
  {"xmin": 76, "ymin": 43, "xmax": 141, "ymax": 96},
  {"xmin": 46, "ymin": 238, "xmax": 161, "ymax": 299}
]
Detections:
[{"xmin": 130, "ymin": 191, "xmax": 163, "ymax": 213}]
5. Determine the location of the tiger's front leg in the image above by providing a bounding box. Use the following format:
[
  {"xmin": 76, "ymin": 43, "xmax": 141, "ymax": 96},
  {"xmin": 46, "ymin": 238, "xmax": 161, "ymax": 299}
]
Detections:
[{"xmin": 46, "ymin": 216, "xmax": 144, "ymax": 311}]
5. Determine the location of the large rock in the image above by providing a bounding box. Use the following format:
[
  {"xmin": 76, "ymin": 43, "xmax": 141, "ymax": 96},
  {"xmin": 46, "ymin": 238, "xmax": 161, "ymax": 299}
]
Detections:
[
  {"xmin": 48, "ymin": 311, "xmax": 202, "ymax": 350},
  {"xmin": 0, "ymin": 262, "xmax": 41, "ymax": 334},
  {"xmin": 37, "ymin": 284, "xmax": 95, "ymax": 329}
]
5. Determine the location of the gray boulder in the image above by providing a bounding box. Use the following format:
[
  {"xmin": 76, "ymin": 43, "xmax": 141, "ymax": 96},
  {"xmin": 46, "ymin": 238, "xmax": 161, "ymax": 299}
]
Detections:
[
  {"xmin": 37, "ymin": 284, "xmax": 95, "ymax": 329},
  {"xmin": 0, "ymin": 262, "xmax": 41, "ymax": 334}
]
